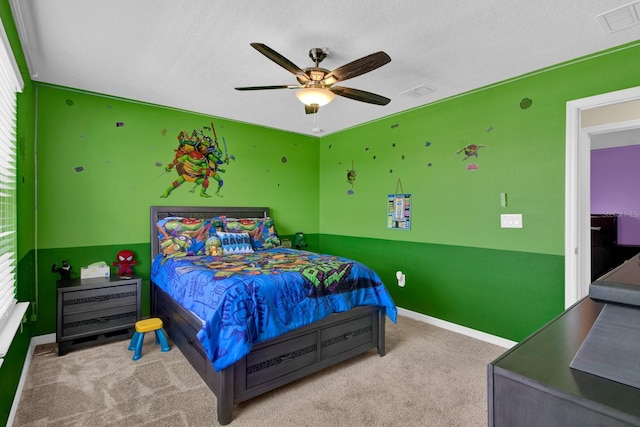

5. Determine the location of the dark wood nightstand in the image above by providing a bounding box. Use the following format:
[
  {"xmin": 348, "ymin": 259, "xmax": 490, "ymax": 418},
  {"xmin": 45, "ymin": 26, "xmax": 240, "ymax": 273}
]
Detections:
[{"xmin": 56, "ymin": 276, "xmax": 141, "ymax": 355}]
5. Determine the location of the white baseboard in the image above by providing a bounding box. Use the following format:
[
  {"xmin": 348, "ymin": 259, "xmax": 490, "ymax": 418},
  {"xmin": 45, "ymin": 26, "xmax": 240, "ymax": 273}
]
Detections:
[
  {"xmin": 30, "ymin": 333, "xmax": 55, "ymax": 346},
  {"xmin": 397, "ymin": 307, "xmax": 517, "ymax": 349},
  {"xmin": 7, "ymin": 333, "xmax": 55, "ymax": 427}
]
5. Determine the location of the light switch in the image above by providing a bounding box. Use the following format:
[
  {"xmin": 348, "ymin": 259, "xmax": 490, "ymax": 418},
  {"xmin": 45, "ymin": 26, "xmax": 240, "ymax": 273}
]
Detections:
[
  {"xmin": 500, "ymin": 192, "xmax": 507, "ymax": 207},
  {"xmin": 501, "ymin": 214, "xmax": 523, "ymax": 228}
]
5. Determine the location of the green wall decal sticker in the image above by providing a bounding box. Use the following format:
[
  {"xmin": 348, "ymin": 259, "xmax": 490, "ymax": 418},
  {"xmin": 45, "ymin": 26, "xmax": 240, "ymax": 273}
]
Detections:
[
  {"xmin": 520, "ymin": 97, "xmax": 533, "ymax": 109},
  {"xmin": 160, "ymin": 122, "xmax": 231, "ymax": 198}
]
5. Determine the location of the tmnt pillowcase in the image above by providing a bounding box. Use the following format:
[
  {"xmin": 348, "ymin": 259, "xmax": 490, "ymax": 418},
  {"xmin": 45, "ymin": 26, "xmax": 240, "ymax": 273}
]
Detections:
[
  {"xmin": 223, "ymin": 217, "xmax": 281, "ymax": 250},
  {"xmin": 156, "ymin": 216, "xmax": 225, "ymax": 259}
]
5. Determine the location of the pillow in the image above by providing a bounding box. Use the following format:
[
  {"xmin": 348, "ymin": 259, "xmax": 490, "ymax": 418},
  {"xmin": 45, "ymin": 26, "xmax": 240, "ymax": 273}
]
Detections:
[
  {"xmin": 216, "ymin": 231, "xmax": 254, "ymax": 255},
  {"xmin": 252, "ymin": 217, "xmax": 281, "ymax": 250},
  {"xmin": 223, "ymin": 217, "xmax": 281, "ymax": 250},
  {"xmin": 156, "ymin": 216, "xmax": 225, "ymax": 258},
  {"xmin": 223, "ymin": 217, "xmax": 260, "ymax": 234}
]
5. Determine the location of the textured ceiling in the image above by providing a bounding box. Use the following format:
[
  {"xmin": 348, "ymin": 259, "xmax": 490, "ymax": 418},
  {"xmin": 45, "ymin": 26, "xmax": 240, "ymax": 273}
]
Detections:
[{"xmin": 9, "ymin": 0, "xmax": 640, "ymax": 136}]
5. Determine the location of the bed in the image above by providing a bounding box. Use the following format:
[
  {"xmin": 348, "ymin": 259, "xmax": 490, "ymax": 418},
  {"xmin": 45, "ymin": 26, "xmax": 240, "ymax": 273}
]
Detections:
[{"xmin": 149, "ymin": 206, "xmax": 397, "ymax": 424}]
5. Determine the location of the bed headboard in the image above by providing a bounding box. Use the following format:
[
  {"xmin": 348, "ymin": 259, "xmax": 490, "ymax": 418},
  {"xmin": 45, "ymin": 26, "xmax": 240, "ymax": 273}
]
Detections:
[{"xmin": 150, "ymin": 206, "xmax": 270, "ymax": 260}]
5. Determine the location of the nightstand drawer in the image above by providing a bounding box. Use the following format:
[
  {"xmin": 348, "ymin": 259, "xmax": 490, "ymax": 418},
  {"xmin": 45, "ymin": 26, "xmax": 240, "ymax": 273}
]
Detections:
[
  {"xmin": 61, "ymin": 304, "xmax": 138, "ymax": 338},
  {"xmin": 62, "ymin": 284, "xmax": 138, "ymax": 314}
]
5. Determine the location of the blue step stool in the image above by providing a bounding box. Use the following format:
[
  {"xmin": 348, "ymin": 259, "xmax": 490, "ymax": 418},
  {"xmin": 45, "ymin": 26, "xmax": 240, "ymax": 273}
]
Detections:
[{"xmin": 128, "ymin": 317, "xmax": 171, "ymax": 361}]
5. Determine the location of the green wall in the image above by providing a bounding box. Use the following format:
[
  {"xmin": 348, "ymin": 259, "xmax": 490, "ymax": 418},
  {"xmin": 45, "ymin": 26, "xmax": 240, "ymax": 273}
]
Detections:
[
  {"xmin": 319, "ymin": 235, "xmax": 563, "ymax": 339},
  {"xmin": 317, "ymin": 40, "xmax": 640, "ymax": 341},
  {"xmin": 35, "ymin": 85, "xmax": 320, "ymax": 250}
]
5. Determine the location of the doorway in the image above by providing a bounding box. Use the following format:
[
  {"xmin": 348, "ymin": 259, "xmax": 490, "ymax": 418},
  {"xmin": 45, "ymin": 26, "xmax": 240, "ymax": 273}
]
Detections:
[{"xmin": 565, "ymin": 86, "xmax": 640, "ymax": 308}]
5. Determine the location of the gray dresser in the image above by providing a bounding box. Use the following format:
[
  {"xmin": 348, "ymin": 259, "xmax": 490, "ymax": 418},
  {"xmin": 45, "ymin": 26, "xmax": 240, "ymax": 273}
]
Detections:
[
  {"xmin": 56, "ymin": 276, "xmax": 141, "ymax": 355},
  {"xmin": 488, "ymin": 297, "xmax": 640, "ymax": 426}
]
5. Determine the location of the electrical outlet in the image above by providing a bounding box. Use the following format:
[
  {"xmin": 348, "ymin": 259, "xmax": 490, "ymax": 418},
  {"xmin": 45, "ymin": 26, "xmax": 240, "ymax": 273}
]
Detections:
[{"xmin": 396, "ymin": 271, "xmax": 406, "ymax": 287}]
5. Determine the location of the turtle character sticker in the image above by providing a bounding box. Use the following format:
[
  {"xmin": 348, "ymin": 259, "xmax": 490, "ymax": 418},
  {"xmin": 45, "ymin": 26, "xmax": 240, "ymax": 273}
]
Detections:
[
  {"xmin": 160, "ymin": 123, "xmax": 231, "ymax": 198},
  {"xmin": 456, "ymin": 144, "xmax": 485, "ymax": 161},
  {"xmin": 346, "ymin": 160, "xmax": 355, "ymax": 195}
]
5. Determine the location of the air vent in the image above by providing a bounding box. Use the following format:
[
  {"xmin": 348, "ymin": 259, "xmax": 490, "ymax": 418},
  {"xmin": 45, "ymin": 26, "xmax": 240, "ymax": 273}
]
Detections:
[
  {"xmin": 597, "ymin": 1, "xmax": 640, "ymax": 33},
  {"xmin": 400, "ymin": 84, "xmax": 435, "ymax": 98}
]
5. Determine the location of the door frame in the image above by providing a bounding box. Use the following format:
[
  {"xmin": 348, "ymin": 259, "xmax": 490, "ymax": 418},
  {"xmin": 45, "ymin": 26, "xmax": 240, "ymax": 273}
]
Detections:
[{"xmin": 565, "ymin": 86, "xmax": 640, "ymax": 308}]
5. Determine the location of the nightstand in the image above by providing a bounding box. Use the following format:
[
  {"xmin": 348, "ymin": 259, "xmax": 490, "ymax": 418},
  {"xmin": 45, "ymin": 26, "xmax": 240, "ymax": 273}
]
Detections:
[{"xmin": 56, "ymin": 276, "xmax": 141, "ymax": 356}]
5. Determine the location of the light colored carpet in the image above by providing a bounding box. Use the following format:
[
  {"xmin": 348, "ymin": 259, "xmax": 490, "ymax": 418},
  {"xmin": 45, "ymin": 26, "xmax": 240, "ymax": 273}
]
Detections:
[{"xmin": 13, "ymin": 316, "xmax": 505, "ymax": 426}]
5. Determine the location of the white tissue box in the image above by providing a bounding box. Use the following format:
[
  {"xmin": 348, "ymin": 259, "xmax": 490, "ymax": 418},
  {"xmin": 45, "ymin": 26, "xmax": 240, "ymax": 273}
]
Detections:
[{"xmin": 80, "ymin": 265, "xmax": 110, "ymax": 279}]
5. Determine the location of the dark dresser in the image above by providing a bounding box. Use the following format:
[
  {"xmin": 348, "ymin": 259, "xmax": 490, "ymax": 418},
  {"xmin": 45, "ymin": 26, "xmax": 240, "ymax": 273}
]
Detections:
[
  {"xmin": 488, "ymin": 296, "xmax": 640, "ymax": 426},
  {"xmin": 56, "ymin": 276, "xmax": 141, "ymax": 355}
]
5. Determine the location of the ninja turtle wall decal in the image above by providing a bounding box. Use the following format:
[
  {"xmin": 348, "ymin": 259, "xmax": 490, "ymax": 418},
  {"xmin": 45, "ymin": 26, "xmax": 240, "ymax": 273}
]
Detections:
[
  {"xmin": 159, "ymin": 122, "xmax": 232, "ymax": 198},
  {"xmin": 456, "ymin": 144, "xmax": 485, "ymax": 161},
  {"xmin": 346, "ymin": 160, "xmax": 356, "ymax": 195},
  {"xmin": 456, "ymin": 143, "xmax": 486, "ymax": 171}
]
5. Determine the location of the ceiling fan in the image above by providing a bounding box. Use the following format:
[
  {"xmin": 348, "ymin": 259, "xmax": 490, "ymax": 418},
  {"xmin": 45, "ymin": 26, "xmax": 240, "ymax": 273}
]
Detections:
[{"xmin": 235, "ymin": 43, "xmax": 392, "ymax": 114}]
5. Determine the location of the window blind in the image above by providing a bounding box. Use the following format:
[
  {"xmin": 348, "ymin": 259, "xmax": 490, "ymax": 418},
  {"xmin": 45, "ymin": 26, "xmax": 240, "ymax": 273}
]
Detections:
[{"xmin": 0, "ymin": 16, "xmax": 24, "ymax": 362}]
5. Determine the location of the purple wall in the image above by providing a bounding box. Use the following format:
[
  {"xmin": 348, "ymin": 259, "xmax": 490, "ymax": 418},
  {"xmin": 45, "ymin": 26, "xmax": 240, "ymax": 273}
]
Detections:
[{"xmin": 591, "ymin": 145, "xmax": 640, "ymax": 245}]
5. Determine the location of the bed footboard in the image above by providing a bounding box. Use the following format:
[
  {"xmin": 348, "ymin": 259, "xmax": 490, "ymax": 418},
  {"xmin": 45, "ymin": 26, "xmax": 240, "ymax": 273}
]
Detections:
[{"xmin": 151, "ymin": 281, "xmax": 386, "ymax": 425}]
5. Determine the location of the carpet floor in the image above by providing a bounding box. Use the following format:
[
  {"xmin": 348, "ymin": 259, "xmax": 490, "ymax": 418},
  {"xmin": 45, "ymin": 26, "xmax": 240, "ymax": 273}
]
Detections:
[{"xmin": 13, "ymin": 315, "xmax": 505, "ymax": 426}]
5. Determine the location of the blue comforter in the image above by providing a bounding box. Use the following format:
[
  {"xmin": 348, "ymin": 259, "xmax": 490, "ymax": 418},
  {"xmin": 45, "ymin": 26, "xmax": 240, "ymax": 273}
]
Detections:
[{"xmin": 151, "ymin": 248, "xmax": 397, "ymax": 371}]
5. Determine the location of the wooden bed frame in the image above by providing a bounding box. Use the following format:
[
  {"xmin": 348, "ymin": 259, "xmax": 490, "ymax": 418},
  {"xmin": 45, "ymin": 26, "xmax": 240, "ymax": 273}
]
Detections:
[{"xmin": 149, "ymin": 206, "xmax": 387, "ymax": 424}]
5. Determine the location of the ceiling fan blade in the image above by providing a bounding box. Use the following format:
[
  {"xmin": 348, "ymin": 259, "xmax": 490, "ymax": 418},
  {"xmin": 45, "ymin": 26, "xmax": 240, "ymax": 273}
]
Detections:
[
  {"xmin": 323, "ymin": 51, "xmax": 391, "ymax": 85},
  {"xmin": 330, "ymin": 86, "xmax": 391, "ymax": 105},
  {"xmin": 235, "ymin": 85, "xmax": 299, "ymax": 91},
  {"xmin": 305, "ymin": 104, "xmax": 319, "ymax": 114},
  {"xmin": 250, "ymin": 43, "xmax": 310, "ymax": 83}
]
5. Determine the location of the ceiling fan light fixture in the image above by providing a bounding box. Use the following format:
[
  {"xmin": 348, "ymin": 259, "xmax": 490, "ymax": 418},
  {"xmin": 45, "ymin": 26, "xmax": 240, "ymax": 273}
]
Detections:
[{"xmin": 296, "ymin": 87, "xmax": 335, "ymax": 106}]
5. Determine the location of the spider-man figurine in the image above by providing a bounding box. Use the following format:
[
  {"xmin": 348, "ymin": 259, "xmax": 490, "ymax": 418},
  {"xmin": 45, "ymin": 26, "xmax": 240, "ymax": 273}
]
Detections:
[{"xmin": 113, "ymin": 249, "xmax": 137, "ymax": 277}]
